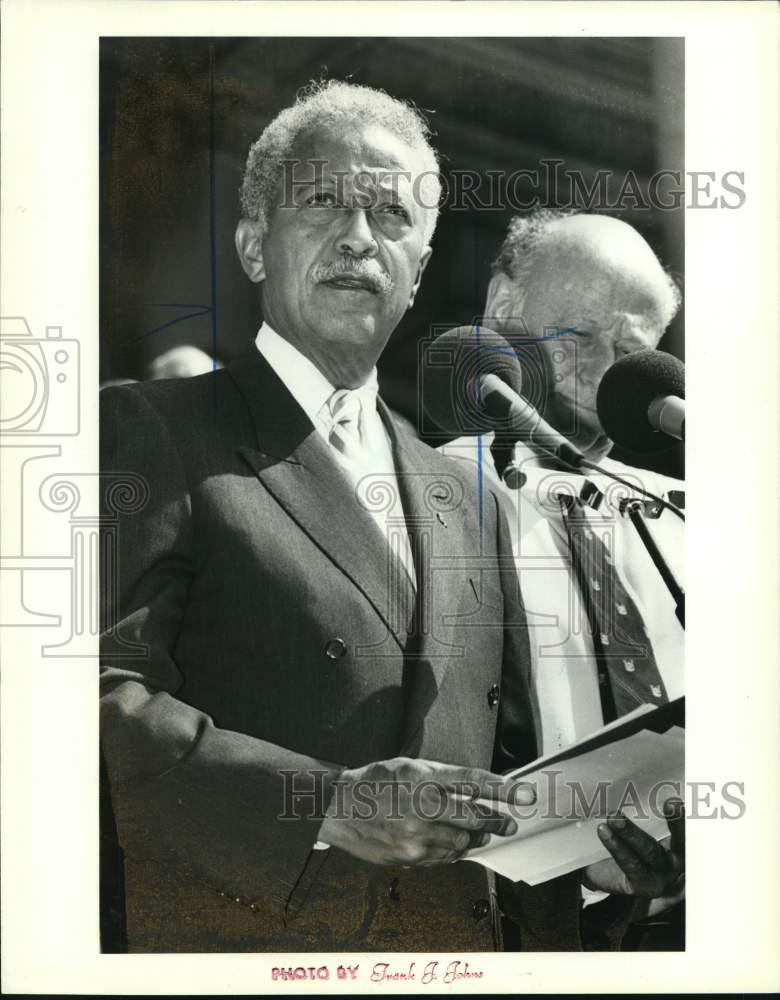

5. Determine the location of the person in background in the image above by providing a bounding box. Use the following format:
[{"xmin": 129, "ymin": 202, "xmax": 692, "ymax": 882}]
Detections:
[
  {"xmin": 144, "ymin": 344, "xmax": 222, "ymax": 380},
  {"xmin": 440, "ymin": 209, "xmax": 685, "ymax": 950}
]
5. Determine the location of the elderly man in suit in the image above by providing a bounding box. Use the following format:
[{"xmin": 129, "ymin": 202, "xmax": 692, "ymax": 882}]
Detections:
[{"xmin": 100, "ymin": 80, "xmax": 545, "ymax": 953}]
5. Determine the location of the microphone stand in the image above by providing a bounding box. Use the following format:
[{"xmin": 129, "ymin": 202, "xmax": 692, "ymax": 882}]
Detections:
[{"xmin": 621, "ymin": 499, "xmax": 685, "ymax": 629}]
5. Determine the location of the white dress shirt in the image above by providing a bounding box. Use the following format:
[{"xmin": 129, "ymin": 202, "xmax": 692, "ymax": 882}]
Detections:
[{"xmin": 440, "ymin": 433, "xmax": 684, "ymax": 755}]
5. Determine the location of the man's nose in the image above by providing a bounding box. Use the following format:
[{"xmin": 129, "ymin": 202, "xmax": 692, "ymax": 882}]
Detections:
[{"xmin": 337, "ymin": 209, "xmax": 378, "ymax": 257}]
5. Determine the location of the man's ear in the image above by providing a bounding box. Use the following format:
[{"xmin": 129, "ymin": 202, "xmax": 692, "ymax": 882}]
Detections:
[
  {"xmin": 407, "ymin": 245, "xmax": 433, "ymax": 309},
  {"xmin": 484, "ymin": 272, "xmax": 523, "ymax": 327},
  {"xmin": 235, "ymin": 218, "xmax": 266, "ymax": 283}
]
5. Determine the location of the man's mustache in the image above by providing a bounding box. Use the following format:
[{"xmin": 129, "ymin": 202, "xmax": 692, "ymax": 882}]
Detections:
[{"xmin": 312, "ymin": 256, "xmax": 394, "ymax": 294}]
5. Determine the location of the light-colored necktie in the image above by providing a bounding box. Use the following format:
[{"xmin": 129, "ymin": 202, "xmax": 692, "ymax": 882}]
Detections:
[
  {"xmin": 326, "ymin": 386, "xmax": 376, "ymax": 464},
  {"xmin": 322, "ymin": 385, "xmax": 417, "ymax": 596}
]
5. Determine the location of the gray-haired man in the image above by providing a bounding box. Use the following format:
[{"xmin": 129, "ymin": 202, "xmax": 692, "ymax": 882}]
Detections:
[{"xmin": 101, "ymin": 80, "xmax": 542, "ymax": 953}]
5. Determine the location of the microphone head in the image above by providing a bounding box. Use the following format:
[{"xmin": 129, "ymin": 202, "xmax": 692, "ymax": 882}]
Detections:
[
  {"xmin": 419, "ymin": 325, "xmax": 524, "ymax": 438},
  {"xmin": 596, "ymin": 349, "xmax": 685, "ymax": 454}
]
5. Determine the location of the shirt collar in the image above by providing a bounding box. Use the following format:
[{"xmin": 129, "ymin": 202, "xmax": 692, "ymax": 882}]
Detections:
[
  {"xmin": 508, "ymin": 439, "xmax": 589, "ymax": 497},
  {"xmin": 254, "ymin": 322, "xmax": 378, "ymax": 438}
]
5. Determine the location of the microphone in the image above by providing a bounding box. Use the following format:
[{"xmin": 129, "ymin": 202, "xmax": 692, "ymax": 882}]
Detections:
[
  {"xmin": 422, "ymin": 327, "xmax": 685, "ymax": 521},
  {"xmin": 596, "ymin": 350, "xmax": 685, "ymax": 454},
  {"xmin": 421, "ymin": 325, "xmax": 586, "ymax": 467},
  {"xmin": 479, "ymin": 373, "xmax": 586, "ymax": 467}
]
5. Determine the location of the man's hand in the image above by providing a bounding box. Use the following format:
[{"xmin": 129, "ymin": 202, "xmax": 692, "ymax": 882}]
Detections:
[
  {"xmin": 581, "ymin": 798, "xmax": 685, "ymax": 901},
  {"xmin": 317, "ymin": 757, "xmax": 535, "ymax": 867}
]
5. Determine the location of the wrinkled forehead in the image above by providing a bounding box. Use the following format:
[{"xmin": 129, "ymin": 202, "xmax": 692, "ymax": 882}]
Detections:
[
  {"xmin": 287, "ymin": 121, "xmax": 424, "ymax": 195},
  {"xmin": 529, "ymin": 234, "xmax": 674, "ymax": 326}
]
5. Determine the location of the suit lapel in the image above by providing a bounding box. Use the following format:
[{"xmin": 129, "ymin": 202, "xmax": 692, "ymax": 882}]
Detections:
[
  {"xmin": 380, "ymin": 403, "xmax": 475, "ymax": 752},
  {"xmin": 228, "ymin": 345, "xmax": 475, "ymax": 735},
  {"xmin": 228, "ymin": 347, "xmax": 410, "ymax": 651}
]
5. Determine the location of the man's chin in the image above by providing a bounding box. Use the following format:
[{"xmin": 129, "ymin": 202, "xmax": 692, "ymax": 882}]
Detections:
[
  {"xmin": 546, "ymin": 395, "xmax": 610, "ymax": 458},
  {"xmin": 571, "ymin": 424, "xmax": 612, "ymax": 460},
  {"xmin": 310, "ymin": 314, "xmax": 385, "ymax": 346},
  {"xmin": 547, "ymin": 393, "xmax": 594, "ymax": 433}
]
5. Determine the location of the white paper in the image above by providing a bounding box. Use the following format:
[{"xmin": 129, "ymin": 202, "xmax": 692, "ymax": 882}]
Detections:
[{"xmin": 464, "ymin": 726, "xmax": 684, "ymax": 884}]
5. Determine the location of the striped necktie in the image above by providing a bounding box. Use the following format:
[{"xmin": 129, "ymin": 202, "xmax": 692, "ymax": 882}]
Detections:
[{"xmin": 558, "ymin": 493, "xmax": 669, "ymax": 722}]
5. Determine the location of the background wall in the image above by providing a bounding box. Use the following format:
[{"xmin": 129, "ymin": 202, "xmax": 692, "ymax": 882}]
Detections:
[{"xmin": 100, "ymin": 36, "xmax": 684, "ymax": 474}]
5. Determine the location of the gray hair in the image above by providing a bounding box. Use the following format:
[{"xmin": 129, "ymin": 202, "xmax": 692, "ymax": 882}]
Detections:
[
  {"xmin": 491, "ymin": 208, "xmax": 574, "ymax": 289},
  {"xmin": 492, "ymin": 208, "xmax": 682, "ymax": 325},
  {"xmin": 239, "ymin": 79, "xmax": 441, "ymax": 246}
]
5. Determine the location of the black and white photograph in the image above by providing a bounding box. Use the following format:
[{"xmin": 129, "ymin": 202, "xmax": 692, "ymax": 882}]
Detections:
[
  {"xmin": 1, "ymin": 1, "xmax": 778, "ymax": 994},
  {"xmin": 98, "ymin": 33, "xmax": 687, "ymax": 956}
]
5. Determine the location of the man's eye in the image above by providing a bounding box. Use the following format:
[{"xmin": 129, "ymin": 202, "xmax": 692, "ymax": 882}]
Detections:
[
  {"xmin": 306, "ymin": 192, "xmax": 338, "ymax": 208},
  {"xmin": 380, "ymin": 203, "xmax": 410, "ymax": 221}
]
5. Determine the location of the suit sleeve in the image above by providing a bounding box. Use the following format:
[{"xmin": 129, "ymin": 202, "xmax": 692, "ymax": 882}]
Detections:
[{"xmin": 99, "ymin": 385, "xmax": 344, "ymax": 914}]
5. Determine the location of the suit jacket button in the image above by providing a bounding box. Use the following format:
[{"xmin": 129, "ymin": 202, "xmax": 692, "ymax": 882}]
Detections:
[
  {"xmin": 325, "ymin": 638, "xmax": 347, "ymax": 659},
  {"xmin": 487, "ymin": 684, "xmax": 500, "ymax": 708},
  {"xmin": 472, "ymin": 898, "xmax": 490, "ymax": 921}
]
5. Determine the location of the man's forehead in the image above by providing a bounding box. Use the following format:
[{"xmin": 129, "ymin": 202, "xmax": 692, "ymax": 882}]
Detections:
[
  {"xmin": 290, "ymin": 122, "xmax": 421, "ymax": 182},
  {"xmin": 531, "ymin": 235, "xmax": 671, "ymax": 319}
]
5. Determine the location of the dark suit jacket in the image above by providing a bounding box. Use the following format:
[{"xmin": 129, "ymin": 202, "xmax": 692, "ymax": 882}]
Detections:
[{"xmin": 99, "ymin": 345, "xmax": 565, "ymax": 952}]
